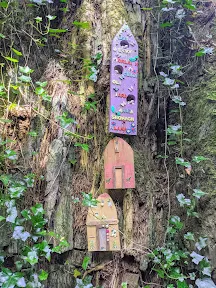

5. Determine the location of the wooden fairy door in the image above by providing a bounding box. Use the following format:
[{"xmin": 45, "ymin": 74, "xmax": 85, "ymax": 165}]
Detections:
[{"xmin": 114, "ymin": 167, "xmax": 123, "ymax": 189}]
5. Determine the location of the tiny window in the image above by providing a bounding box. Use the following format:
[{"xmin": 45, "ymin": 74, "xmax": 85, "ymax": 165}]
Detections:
[
  {"xmin": 120, "ymin": 40, "xmax": 129, "ymax": 48},
  {"xmin": 127, "ymin": 94, "xmax": 135, "ymax": 104},
  {"xmin": 114, "ymin": 65, "xmax": 123, "ymax": 74}
]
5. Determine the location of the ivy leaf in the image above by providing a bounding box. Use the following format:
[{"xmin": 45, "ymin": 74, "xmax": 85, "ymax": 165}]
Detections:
[
  {"xmin": 4, "ymin": 56, "xmax": 19, "ymax": 63},
  {"xmin": 175, "ymin": 157, "xmax": 191, "ymax": 168},
  {"xmin": 73, "ymin": 21, "xmax": 90, "ymax": 29},
  {"xmin": 39, "ymin": 270, "xmax": 48, "ymax": 280},
  {"xmin": 6, "ymin": 202, "xmax": 17, "ymax": 223},
  {"xmin": 82, "ymin": 193, "xmax": 98, "ymax": 207},
  {"xmin": 13, "ymin": 226, "xmax": 30, "ymax": 241},
  {"xmin": 172, "ymin": 95, "xmax": 186, "ymax": 106},
  {"xmin": 82, "ymin": 256, "xmax": 90, "ymax": 271},
  {"xmin": 195, "ymin": 237, "xmax": 208, "ymax": 251},
  {"xmin": 48, "ymin": 28, "xmax": 67, "ymax": 33},
  {"xmin": 19, "ymin": 75, "xmax": 32, "ymax": 83},
  {"xmin": 192, "ymin": 155, "xmax": 209, "ymax": 163},
  {"xmin": 189, "ymin": 272, "xmax": 196, "ymax": 280},
  {"xmin": 5, "ymin": 149, "xmax": 18, "ymax": 160},
  {"xmin": 25, "ymin": 248, "xmax": 39, "ymax": 265},
  {"xmin": 42, "ymin": 94, "xmax": 52, "ymax": 102},
  {"xmin": 176, "ymin": 194, "xmax": 191, "ymax": 207},
  {"xmin": 28, "ymin": 131, "xmax": 38, "ymax": 137},
  {"xmin": 46, "ymin": 15, "xmax": 56, "ymax": 20},
  {"xmin": 0, "ymin": 216, "xmax": 5, "ymax": 222},
  {"xmin": 11, "ymin": 48, "xmax": 22, "ymax": 56},
  {"xmin": 202, "ymin": 267, "xmax": 211, "ymax": 277},
  {"xmin": 177, "ymin": 280, "xmax": 188, "ymax": 288},
  {"xmin": 193, "ymin": 189, "xmax": 206, "ymax": 199},
  {"xmin": 184, "ymin": 232, "xmax": 195, "ymax": 241},
  {"xmin": 35, "ymin": 81, "xmax": 47, "ymax": 87},
  {"xmin": 35, "ymin": 87, "xmax": 45, "ymax": 95},
  {"xmin": 195, "ymin": 278, "xmax": 216, "ymax": 288},
  {"xmin": 74, "ymin": 142, "xmax": 89, "ymax": 152},
  {"xmin": 169, "ymin": 215, "xmax": 183, "ymax": 230},
  {"xmin": 160, "ymin": 22, "xmax": 173, "ymax": 28},
  {"xmin": 35, "ymin": 16, "xmax": 42, "ymax": 22},
  {"xmin": 73, "ymin": 269, "xmax": 81, "ymax": 278},
  {"xmin": 190, "ymin": 251, "xmax": 204, "ymax": 265},
  {"xmin": 19, "ymin": 66, "xmax": 34, "ymax": 74},
  {"xmin": 17, "ymin": 277, "xmax": 26, "ymax": 287},
  {"xmin": 153, "ymin": 269, "xmax": 164, "ymax": 278}
]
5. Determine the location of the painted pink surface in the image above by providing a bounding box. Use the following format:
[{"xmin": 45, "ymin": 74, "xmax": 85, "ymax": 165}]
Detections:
[
  {"xmin": 105, "ymin": 163, "xmax": 135, "ymax": 189},
  {"xmin": 109, "ymin": 23, "xmax": 138, "ymax": 135}
]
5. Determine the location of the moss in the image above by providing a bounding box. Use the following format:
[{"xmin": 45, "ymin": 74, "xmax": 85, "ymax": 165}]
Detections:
[{"xmin": 183, "ymin": 73, "xmax": 216, "ymax": 194}]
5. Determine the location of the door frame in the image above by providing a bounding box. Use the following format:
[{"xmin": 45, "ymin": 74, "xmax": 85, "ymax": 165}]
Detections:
[
  {"xmin": 113, "ymin": 165, "xmax": 124, "ymax": 189},
  {"xmin": 96, "ymin": 225, "xmax": 109, "ymax": 251}
]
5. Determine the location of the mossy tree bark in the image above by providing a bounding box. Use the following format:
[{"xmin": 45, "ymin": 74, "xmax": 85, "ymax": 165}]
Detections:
[{"xmin": 1, "ymin": 0, "xmax": 216, "ymax": 287}]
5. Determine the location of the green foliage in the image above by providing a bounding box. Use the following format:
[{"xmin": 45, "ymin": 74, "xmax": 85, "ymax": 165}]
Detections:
[
  {"xmin": 73, "ymin": 21, "xmax": 90, "ymax": 29},
  {"xmin": 82, "ymin": 256, "xmax": 90, "ymax": 271}
]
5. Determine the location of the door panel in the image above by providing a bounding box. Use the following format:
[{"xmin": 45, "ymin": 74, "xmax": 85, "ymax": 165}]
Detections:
[
  {"xmin": 115, "ymin": 168, "xmax": 123, "ymax": 188},
  {"xmin": 98, "ymin": 228, "xmax": 107, "ymax": 251}
]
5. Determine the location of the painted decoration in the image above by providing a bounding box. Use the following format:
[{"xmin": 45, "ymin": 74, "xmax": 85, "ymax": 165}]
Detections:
[
  {"xmin": 109, "ymin": 23, "xmax": 138, "ymax": 135},
  {"xmin": 104, "ymin": 137, "xmax": 135, "ymax": 189},
  {"xmin": 86, "ymin": 193, "xmax": 121, "ymax": 252}
]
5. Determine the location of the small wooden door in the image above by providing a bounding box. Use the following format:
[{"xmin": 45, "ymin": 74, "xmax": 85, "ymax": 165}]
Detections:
[
  {"xmin": 98, "ymin": 228, "xmax": 107, "ymax": 251},
  {"xmin": 115, "ymin": 167, "xmax": 123, "ymax": 189}
]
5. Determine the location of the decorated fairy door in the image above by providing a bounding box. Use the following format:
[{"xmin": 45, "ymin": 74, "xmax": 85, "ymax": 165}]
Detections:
[
  {"xmin": 109, "ymin": 23, "xmax": 138, "ymax": 135},
  {"xmin": 104, "ymin": 137, "xmax": 135, "ymax": 189},
  {"xmin": 86, "ymin": 193, "xmax": 121, "ymax": 252}
]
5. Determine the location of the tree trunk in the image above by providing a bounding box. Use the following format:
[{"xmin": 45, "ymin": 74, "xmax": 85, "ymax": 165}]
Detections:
[{"xmin": 1, "ymin": 0, "xmax": 216, "ymax": 287}]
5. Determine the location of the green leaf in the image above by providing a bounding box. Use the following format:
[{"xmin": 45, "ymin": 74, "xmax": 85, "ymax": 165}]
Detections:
[
  {"xmin": 184, "ymin": 232, "xmax": 195, "ymax": 241},
  {"xmin": 154, "ymin": 269, "xmax": 164, "ymax": 278},
  {"xmin": 28, "ymin": 131, "xmax": 38, "ymax": 137},
  {"xmin": 74, "ymin": 142, "xmax": 89, "ymax": 152},
  {"xmin": 82, "ymin": 193, "xmax": 98, "ymax": 207},
  {"xmin": 156, "ymin": 154, "xmax": 168, "ymax": 159},
  {"xmin": 48, "ymin": 28, "xmax": 67, "ymax": 33},
  {"xmin": 11, "ymin": 48, "xmax": 22, "ymax": 56},
  {"xmin": 19, "ymin": 75, "xmax": 31, "ymax": 83},
  {"xmin": 82, "ymin": 256, "xmax": 90, "ymax": 271},
  {"xmin": 141, "ymin": 7, "xmax": 152, "ymax": 11},
  {"xmin": 4, "ymin": 56, "xmax": 19, "ymax": 63},
  {"xmin": 168, "ymin": 141, "xmax": 177, "ymax": 146},
  {"xmin": 192, "ymin": 155, "xmax": 209, "ymax": 163},
  {"xmin": 39, "ymin": 270, "xmax": 48, "ymax": 281},
  {"xmin": 0, "ymin": 1, "xmax": 8, "ymax": 8},
  {"xmin": 175, "ymin": 157, "xmax": 191, "ymax": 168},
  {"xmin": 121, "ymin": 283, "xmax": 127, "ymax": 288},
  {"xmin": 192, "ymin": 189, "xmax": 206, "ymax": 199},
  {"xmin": 176, "ymin": 194, "xmax": 191, "ymax": 207},
  {"xmin": 73, "ymin": 21, "xmax": 90, "ymax": 29},
  {"xmin": 35, "ymin": 16, "xmax": 42, "ymax": 22},
  {"xmin": 73, "ymin": 269, "xmax": 81, "ymax": 278},
  {"xmin": 0, "ymin": 118, "xmax": 12, "ymax": 123},
  {"xmin": 35, "ymin": 81, "xmax": 47, "ymax": 87},
  {"xmin": 195, "ymin": 237, "xmax": 208, "ymax": 251},
  {"xmin": 160, "ymin": 22, "xmax": 173, "ymax": 28},
  {"xmin": 177, "ymin": 280, "xmax": 188, "ymax": 288},
  {"xmin": 19, "ymin": 66, "xmax": 34, "ymax": 74},
  {"xmin": 42, "ymin": 94, "xmax": 52, "ymax": 102},
  {"xmin": 0, "ymin": 33, "xmax": 5, "ymax": 38},
  {"xmin": 0, "ymin": 216, "xmax": 5, "ymax": 222},
  {"xmin": 46, "ymin": 15, "xmax": 57, "ymax": 21},
  {"xmin": 35, "ymin": 87, "xmax": 45, "ymax": 95}
]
